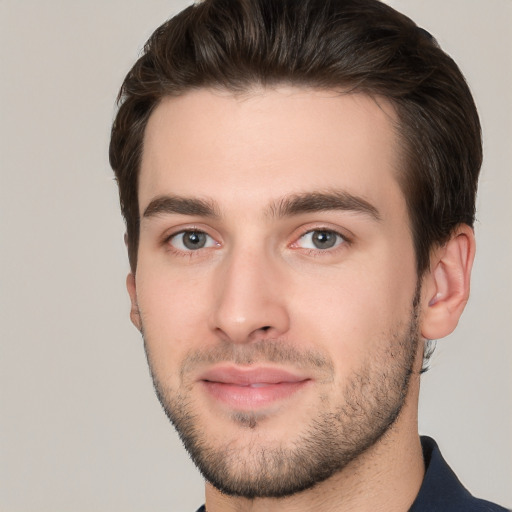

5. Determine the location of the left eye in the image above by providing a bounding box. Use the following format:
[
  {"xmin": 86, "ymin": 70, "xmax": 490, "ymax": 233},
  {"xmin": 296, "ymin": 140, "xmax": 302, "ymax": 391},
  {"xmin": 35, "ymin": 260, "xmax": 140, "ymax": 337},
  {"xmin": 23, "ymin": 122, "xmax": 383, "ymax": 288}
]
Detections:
[
  {"xmin": 169, "ymin": 231, "xmax": 218, "ymax": 251},
  {"xmin": 296, "ymin": 229, "xmax": 345, "ymax": 250}
]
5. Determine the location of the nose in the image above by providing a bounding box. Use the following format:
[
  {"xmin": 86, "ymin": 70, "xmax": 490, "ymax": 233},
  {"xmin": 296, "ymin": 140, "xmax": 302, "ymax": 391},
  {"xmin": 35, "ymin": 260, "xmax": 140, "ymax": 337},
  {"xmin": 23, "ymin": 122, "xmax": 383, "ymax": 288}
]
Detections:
[{"xmin": 209, "ymin": 246, "xmax": 291, "ymax": 344}]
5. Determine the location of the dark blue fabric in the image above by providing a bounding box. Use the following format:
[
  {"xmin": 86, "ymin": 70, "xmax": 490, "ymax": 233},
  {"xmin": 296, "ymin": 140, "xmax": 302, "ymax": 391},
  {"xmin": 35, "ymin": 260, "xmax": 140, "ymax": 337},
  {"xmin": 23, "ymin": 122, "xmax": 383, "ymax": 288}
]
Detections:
[
  {"xmin": 409, "ymin": 436, "xmax": 509, "ymax": 511},
  {"xmin": 195, "ymin": 437, "xmax": 509, "ymax": 511}
]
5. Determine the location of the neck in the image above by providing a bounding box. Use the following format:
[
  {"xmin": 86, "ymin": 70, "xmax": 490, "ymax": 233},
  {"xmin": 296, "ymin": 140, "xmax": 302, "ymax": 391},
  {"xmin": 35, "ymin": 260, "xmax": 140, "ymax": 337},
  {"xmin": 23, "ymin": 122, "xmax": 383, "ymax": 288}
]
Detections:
[{"xmin": 204, "ymin": 377, "xmax": 424, "ymax": 512}]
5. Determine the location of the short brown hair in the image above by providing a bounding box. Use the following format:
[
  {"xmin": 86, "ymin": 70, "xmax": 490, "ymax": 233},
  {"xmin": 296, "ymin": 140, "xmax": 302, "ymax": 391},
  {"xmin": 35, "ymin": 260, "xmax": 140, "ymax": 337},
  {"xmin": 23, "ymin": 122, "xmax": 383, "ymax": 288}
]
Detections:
[{"xmin": 110, "ymin": 0, "xmax": 482, "ymax": 275}]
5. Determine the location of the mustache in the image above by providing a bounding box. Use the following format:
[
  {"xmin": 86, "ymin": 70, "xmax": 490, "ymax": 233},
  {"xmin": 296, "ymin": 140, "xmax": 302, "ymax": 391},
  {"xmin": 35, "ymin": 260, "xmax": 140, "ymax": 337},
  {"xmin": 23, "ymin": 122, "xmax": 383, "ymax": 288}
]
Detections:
[{"xmin": 175, "ymin": 340, "xmax": 335, "ymax": 381}]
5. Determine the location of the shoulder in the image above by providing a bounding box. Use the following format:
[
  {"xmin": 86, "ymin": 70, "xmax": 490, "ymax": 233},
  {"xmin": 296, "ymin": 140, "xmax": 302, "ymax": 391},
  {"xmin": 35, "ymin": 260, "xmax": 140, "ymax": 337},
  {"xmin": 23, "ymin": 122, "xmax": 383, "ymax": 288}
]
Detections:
[{"xmin": 410, "ymin": 437, "xmax": 509, "ymax": 512}]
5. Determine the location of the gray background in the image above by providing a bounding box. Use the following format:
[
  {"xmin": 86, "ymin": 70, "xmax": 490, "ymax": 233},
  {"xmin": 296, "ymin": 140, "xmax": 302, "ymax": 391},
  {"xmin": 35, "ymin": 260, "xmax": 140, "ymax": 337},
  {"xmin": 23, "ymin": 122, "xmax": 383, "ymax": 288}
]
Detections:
[{"xmin": 1, "ymin": 1, "xmax": 510, "ymax": 511}]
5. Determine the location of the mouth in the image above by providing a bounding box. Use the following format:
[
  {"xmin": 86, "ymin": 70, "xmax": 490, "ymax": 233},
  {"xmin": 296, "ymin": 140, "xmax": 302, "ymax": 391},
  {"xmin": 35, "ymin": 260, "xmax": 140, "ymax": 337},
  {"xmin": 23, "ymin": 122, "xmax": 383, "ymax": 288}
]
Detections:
[{"xmin": 198, "ymin": 366, "xmax": 311, "ymax": 410}]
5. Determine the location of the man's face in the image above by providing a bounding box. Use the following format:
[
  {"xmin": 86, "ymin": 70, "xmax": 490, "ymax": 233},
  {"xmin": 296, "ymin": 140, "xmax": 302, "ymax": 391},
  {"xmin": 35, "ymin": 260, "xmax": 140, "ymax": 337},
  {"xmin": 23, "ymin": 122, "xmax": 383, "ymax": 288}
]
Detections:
[{"xmin": 131, "ymin": 88, "xmax": 422, "ymax": 497}]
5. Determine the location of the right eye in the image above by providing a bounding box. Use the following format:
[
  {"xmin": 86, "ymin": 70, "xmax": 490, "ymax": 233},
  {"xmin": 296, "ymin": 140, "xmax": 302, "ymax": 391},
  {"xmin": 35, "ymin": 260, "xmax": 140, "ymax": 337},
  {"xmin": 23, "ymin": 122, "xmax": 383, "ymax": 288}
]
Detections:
[{"xmin": 168, "ymin": 231, "xmax": 218, "ymax": 251}]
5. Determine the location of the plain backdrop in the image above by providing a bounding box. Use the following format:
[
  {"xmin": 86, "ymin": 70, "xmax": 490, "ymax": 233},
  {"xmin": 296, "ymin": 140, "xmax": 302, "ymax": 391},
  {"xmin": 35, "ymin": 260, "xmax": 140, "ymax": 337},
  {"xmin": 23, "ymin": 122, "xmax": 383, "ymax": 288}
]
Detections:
[{"xmin": 1, "ymin": 1, "xmax": 511, "ymax": 511}]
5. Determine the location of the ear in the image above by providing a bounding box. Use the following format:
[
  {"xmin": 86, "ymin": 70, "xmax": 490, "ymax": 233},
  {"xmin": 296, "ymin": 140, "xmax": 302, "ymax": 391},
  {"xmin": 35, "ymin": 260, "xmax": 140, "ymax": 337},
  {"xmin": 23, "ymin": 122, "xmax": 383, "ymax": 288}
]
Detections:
[
  {"xmin": 421, "ymin": 224, "xmax": 476, "ymax": 340},
  {"xmin": 126, "ymin": 273, "xmax": 142, "ymax": 331}
]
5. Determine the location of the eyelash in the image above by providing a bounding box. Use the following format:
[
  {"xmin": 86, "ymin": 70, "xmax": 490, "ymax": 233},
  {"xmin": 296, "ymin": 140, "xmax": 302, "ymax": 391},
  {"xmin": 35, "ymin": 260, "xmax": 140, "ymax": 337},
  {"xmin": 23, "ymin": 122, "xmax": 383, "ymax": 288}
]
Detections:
[
  {"xmin": 164, "ymin": 229, "xmax": 219, "ymax": 256},
  {"xmin": 291, "ymin": 228, "xmax": 349, "ymax": 256},
  {"xmin": 163, "ymin": 227, "xmax": 350, "ymax": 257}
]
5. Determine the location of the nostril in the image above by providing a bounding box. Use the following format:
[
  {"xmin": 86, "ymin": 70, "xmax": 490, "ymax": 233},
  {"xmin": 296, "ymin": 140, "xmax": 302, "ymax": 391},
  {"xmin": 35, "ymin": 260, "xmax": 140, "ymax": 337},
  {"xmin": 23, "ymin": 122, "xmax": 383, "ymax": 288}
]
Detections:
[{"xmin": 261, "ymin": 326, "xmax": 271, "ymax": 331}]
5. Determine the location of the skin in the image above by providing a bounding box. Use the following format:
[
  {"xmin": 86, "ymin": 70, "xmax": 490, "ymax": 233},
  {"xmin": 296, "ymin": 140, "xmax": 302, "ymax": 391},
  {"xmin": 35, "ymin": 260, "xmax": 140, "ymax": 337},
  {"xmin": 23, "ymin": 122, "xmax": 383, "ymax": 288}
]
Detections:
[{"xmin": 127, "ymin": 87, "xmax": 475, "ymax": 511}]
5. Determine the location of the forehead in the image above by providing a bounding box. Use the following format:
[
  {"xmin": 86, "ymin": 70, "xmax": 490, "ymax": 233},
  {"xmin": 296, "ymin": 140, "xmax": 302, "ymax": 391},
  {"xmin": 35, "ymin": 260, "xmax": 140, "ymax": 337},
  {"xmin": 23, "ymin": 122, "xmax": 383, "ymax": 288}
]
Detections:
[{"xmin": 139, "ymin": 87, "xmax": 404, "ymax": 217}]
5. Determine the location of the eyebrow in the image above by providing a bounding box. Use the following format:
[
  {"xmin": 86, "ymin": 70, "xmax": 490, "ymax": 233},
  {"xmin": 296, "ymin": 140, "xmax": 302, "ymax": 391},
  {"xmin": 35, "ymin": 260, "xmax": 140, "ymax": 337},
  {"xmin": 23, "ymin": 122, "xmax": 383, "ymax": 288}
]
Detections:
[
  {"xmin": 142, "ymin": 190, "xmax": 381, "ymax": 222},
  {"xmin": 143, "ymin": 195, "xmax": 219, "ymax": 219},
  {"xmin": 268, "ymin": 191, "xmax": 381, "ymax": 221}
]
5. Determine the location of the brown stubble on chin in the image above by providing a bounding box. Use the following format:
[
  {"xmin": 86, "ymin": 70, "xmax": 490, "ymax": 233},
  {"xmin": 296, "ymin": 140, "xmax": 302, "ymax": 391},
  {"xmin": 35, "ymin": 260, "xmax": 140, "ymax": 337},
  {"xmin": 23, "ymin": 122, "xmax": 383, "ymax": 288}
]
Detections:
[
  {"xmin": 231, "ymin": 411, "xmax": 258, "ymax": 429},
  {"xmin": 151, "ymin": 338, "xmax": 337, "ymax": 432},
  {"xmin": 140, "ymin": 284, "xmax": 423, "ymax": 499}
]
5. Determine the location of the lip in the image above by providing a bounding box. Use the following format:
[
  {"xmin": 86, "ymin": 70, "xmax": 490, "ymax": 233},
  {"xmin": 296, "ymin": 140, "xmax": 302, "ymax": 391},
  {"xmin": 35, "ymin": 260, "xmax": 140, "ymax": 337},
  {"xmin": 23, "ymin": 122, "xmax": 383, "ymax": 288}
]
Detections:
[{"xmin": 199, "ymin": 366, "xmax": 311, "ymax": 409}]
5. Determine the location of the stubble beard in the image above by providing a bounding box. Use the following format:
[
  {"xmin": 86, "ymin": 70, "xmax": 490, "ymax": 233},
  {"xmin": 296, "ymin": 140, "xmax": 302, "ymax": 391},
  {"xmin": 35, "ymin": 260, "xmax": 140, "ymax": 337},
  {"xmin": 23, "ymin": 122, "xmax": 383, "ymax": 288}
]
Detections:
[{"xmin": 143, "ymin": 293, "xmax": 421, "ymax": 499}]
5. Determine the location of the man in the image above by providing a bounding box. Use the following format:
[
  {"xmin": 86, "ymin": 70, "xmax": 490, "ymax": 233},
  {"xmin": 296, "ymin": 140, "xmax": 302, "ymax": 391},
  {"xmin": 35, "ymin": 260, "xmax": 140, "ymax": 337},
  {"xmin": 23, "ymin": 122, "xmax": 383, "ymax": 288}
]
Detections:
[{"xmin": 109, "ymin": 0, "xmax": 509, "ymax": 510}]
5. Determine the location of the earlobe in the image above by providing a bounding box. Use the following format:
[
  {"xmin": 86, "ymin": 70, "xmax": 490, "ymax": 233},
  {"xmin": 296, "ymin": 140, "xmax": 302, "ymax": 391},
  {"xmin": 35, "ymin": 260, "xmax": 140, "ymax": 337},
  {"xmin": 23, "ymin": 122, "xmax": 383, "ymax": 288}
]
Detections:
[
  {"xmin": 421, "ymin": 225, "xmax": 476, "ymax": 340},
  {"xmin": 126, "ymin": 273, "xmax": 142, "ymax": 331}
]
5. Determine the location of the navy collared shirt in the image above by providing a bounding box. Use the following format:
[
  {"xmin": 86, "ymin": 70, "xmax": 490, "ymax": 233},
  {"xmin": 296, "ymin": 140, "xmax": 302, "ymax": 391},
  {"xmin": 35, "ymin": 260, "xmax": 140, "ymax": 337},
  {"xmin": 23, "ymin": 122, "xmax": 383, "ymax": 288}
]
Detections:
[
  {"xmin": 195, "ymin": 436, "xmax": 509, "ymax": 511},
  {"xmin": 409, "ymin": 436, "xmax": 509, "ymax": 511}
]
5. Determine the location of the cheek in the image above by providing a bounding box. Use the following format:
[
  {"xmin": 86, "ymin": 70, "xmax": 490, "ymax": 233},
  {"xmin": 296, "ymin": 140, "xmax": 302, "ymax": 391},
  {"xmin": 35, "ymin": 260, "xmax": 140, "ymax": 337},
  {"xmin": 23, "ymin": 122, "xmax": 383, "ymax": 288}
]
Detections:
[
  {"xmin": 138, "ymin": 258, "xmax": 210, "ymax": 321},
  {"xmin": 135, "ymin": 267, "xmax": 212, "ymax": 374},
  {"xmin": 288, "ymin": 254, "xmax": 417, "ymax": 370},
  {"xmin": 290, "ymin": 276, "xmax": 381, "ymax": 361}
]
